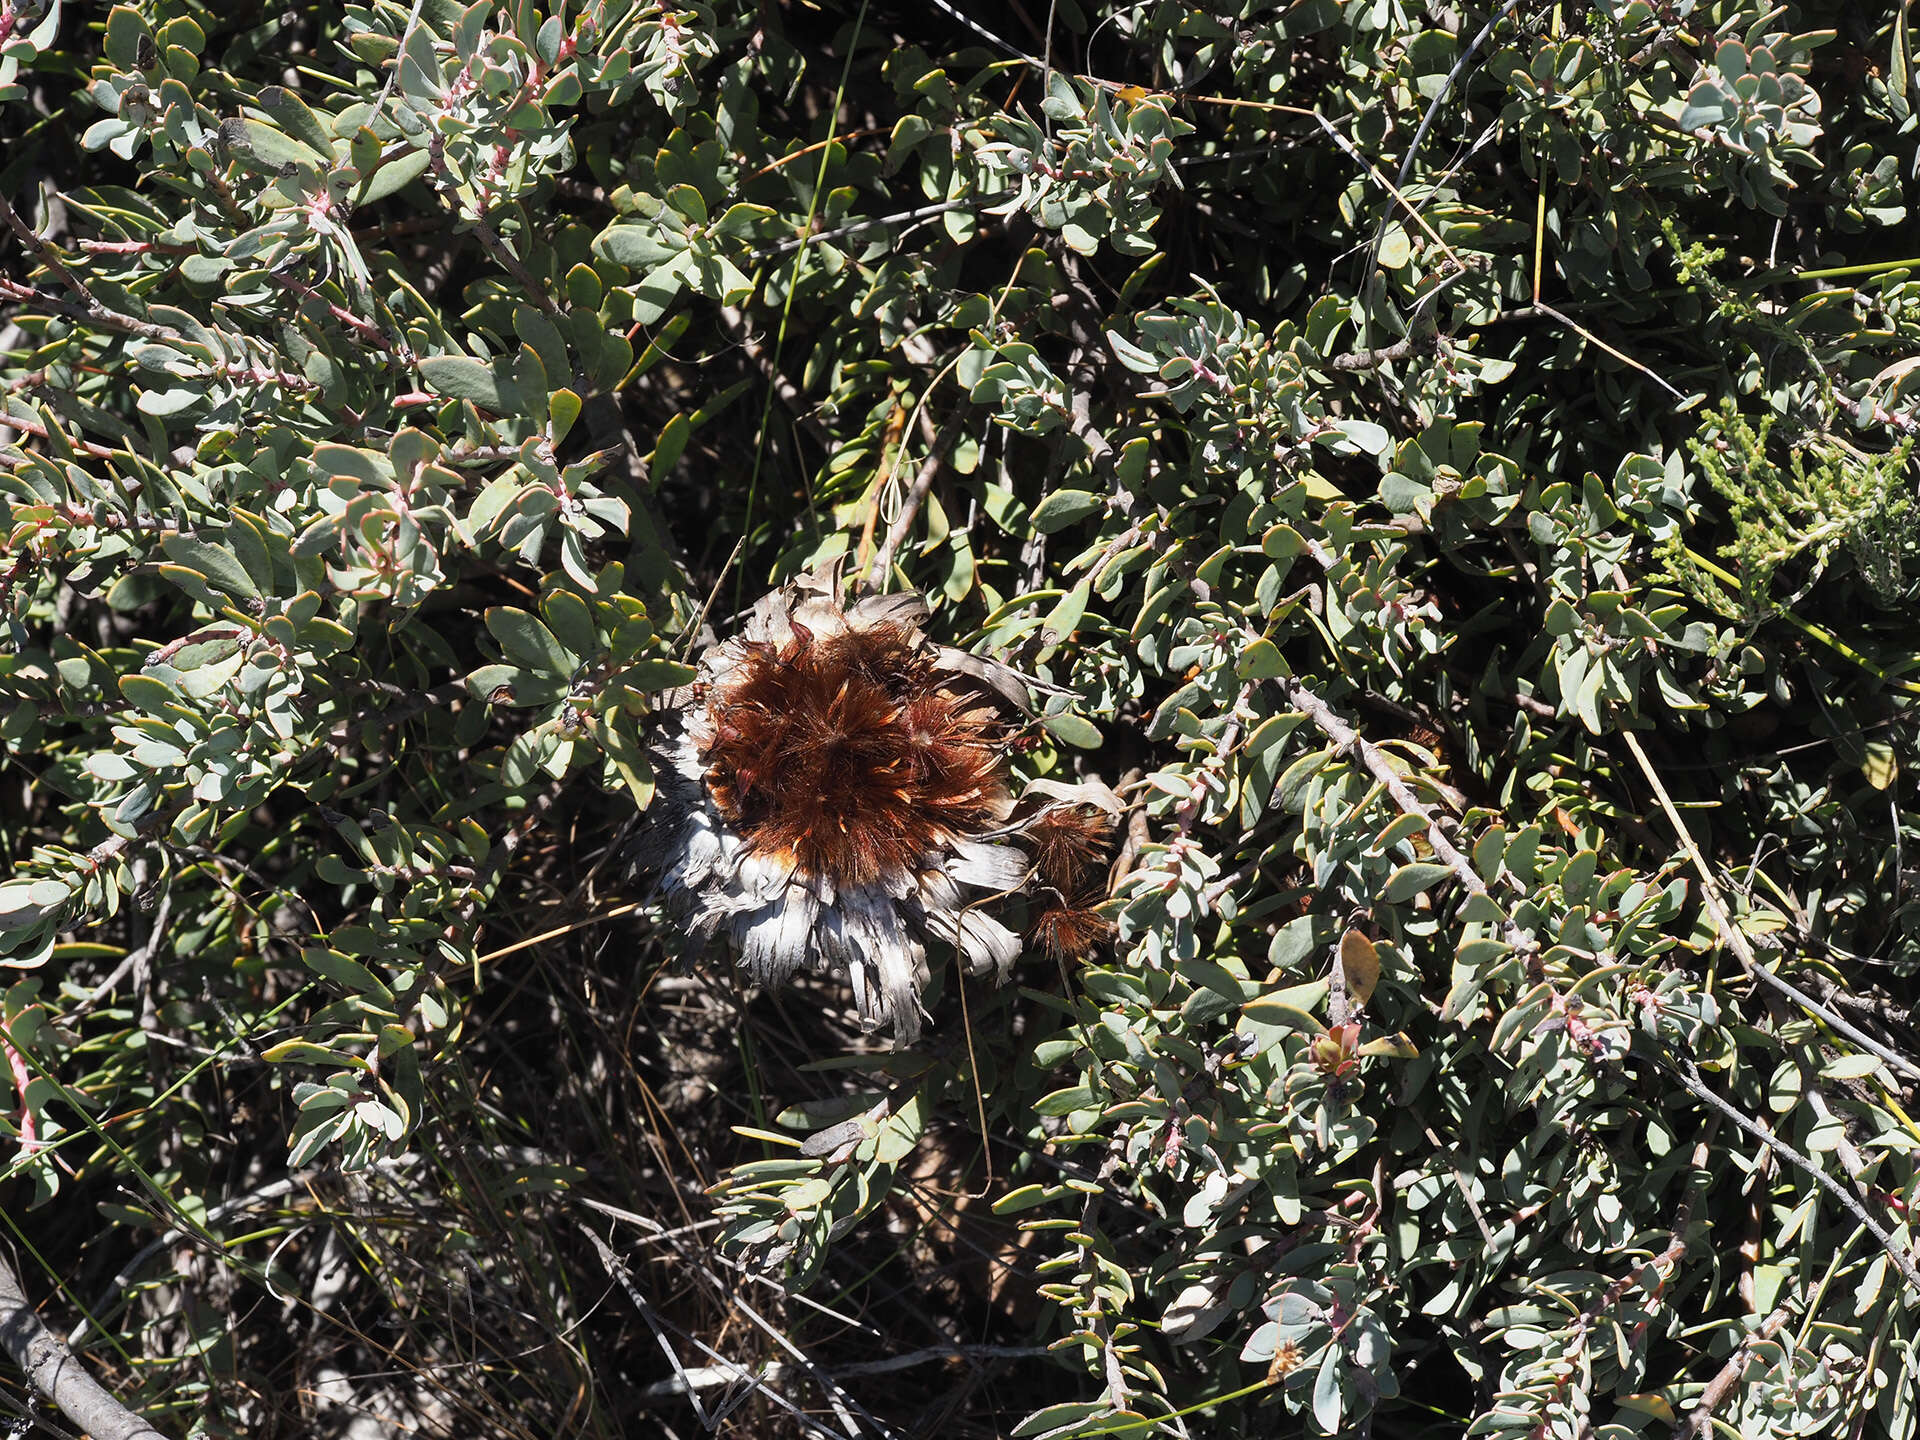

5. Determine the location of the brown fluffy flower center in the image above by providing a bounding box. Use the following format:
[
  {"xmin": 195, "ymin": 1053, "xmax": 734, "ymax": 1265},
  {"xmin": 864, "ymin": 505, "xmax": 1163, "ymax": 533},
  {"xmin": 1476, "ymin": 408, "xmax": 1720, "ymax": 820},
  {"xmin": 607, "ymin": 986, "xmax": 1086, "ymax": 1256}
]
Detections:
[{"xmin": 701, "ymin": 624, "xmax": 1008, "ymax": 888}]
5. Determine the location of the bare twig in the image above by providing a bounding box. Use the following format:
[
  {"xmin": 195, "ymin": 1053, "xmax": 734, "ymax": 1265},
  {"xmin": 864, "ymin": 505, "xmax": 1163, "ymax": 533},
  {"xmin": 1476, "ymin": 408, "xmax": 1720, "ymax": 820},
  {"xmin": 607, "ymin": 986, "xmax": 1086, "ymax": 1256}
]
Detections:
[
  {"xmin": 710, "ymin": 1281, "xmax": 877, "ymax": 1437},
  {"xmin": 1056, "ymin": 269, "xmax": 1118, "ymax": 472},
  {"xmin": 1272, "ymin": 674, "xmax": 1531, "ymax": 956},
  {"xmin": 1474, "ymin": 302, "xmax": 1688, "ymax": 405},
  {"xmin": 70, "ymin": 888, "xmax": 171, "ymax": 1021},
  {"xmin": 1670, "ymin": 1306, "xmax": 1792, "ymax": 1440},
  {"xmin": 1327, "ymin": 329, "xmax": 1447, "ymax": 372},
  {"xmin": 1621, "ymin": 730, "xmax": 1920, "ymax": 1084},
  {"xmin": 752, "ymin": 198, "xmax": 985, "ymax": 261},
  {"xmin": 425, "ymin": 136, "xmax": 565, "ymax": 323},
  {"xmin": 0, "ymin": 193, "xmax": 181, "ymax": 344},
  {"xmin": 83, "ymin": 815, "xmax": 166, "ymax": 875},
  {"xmin": 1327, "ymin": 262, "xmax": 1478, "ymax": 372},
  {"xmin": 0, "ymin": 1248, "xmax": 169, "ymax": 1440},
  {"xmin": 718, "ymin": 306, "xmax": 833, "ymax": 446},
  {"xmin": 71, "ymin": 1155, "xmax": 418, "ymax": 1347},
  {"xmin": 1367, "ymin": 0, "xmax": 1525, "ymax": 267},
  {"xmin": 639, "ymin": 1343, "xmax": 1051, "ymax": 1402},
  {"xmin": 1309, "ymin": 114, "xmax": 1463, "ymax": 273},
  {"xmin": 1, "ymin": 193, "xmax": 101, "ymax": 303},
  {"xmin": 372, "ymin": 0, "xmax": 428, "ymax": 118},
  {"xmin": 1656, "ymin": 1052, "xmax": 1920, "ymax": 1302},
  {"xmin": 0, "ymin": 277, "xmax": 178, "ymax": 345},
  {"xmin": 1064, "ymin": 382, "xmax": 1113, "ymax": 466},
  {"xmin": 263, "ymin": 272, "xmax": 408, "ymax": 356},
  {"xmin": 865, "ymin": 413, "xmax": 964, "ymax": 591},
  {"xmin": 578, "ymin": 1224, "xmax": 852, "ymax": 1440},
  {"xmin": 1533, "ymin": 300, "xmax": 1687, "ymax": 403},
  {"xmin": 915, "ymin": 0, "xmax": 1045, "ymax": 68}
]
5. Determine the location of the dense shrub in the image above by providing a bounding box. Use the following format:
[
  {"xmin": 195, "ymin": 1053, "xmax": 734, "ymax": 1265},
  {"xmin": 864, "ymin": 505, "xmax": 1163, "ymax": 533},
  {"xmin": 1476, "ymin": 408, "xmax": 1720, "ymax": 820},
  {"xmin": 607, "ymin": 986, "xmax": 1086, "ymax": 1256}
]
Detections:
[{"xmin": 4, "ymin": 0, "xmax": 1920, "ymax": 1436}]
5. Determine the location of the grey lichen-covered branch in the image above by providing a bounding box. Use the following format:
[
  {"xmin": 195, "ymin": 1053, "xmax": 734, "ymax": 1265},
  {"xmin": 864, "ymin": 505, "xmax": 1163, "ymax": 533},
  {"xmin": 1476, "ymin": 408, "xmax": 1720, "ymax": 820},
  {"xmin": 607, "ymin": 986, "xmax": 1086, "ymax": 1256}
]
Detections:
[
  {"xmin": 0, "ymin": 1250, "xmax": 168, "ymax": 1440},
  {"xmin": 1270, "ymin": 672, "xmax": 1531, "ymax": 958}
]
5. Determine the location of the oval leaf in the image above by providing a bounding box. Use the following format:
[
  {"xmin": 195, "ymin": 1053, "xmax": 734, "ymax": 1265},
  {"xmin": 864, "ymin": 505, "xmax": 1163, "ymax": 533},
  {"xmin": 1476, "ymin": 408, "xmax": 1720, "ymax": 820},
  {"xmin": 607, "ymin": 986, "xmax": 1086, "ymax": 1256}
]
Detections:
[
  {"xmin": 1384, "ymin": 861, "xmax": 1453, "ymax": 903},
  {"xmin": 1030, "ymin": 489, "xmax": 1105, "ymax": 533},
  {"xmin": 1339, "ymin": 928, "xmax": 1380, "ymax": 1007}
]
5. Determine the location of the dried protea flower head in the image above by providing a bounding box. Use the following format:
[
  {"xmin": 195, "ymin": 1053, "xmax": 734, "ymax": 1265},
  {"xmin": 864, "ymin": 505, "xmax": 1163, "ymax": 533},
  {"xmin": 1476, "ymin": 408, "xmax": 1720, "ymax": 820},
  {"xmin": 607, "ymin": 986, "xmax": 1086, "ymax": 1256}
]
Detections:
[{"xmin": 637, "ymin": 566, "xmax": 1047, "ymax": 1044}]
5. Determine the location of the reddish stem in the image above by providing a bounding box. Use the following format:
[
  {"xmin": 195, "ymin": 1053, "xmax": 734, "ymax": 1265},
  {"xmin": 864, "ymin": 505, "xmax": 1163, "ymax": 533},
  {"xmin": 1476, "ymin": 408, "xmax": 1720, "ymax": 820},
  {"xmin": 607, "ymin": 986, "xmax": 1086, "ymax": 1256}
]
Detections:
[{"xmin": 2, "ymin": 1034, "xmax": 38, "ymax": 1152}]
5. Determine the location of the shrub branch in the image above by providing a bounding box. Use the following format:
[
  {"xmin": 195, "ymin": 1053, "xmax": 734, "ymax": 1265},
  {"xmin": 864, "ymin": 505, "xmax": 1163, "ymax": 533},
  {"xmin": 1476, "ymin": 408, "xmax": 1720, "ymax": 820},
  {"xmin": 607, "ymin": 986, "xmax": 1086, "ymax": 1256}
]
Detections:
[
  {"xmin": 1271, "ymin": 673, "xmax": 1531, "ymax": 957},
  {"xmin": 0, "ymin": 1251, "xmax": 168, "ymax": 1440}
]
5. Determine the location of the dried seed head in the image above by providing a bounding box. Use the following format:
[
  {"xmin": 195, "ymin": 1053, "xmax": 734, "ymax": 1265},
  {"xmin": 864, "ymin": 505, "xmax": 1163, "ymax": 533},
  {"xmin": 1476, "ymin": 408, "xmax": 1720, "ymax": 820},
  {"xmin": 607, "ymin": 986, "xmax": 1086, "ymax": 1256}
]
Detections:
[
  {"xmin": 1267, "ymin": 1339, "xmax": 1304, "ymax": 1383},
  {"xmin": 1022, "ymin": 803, "xmax": 1117, "ymax": 895},
  {"xmin": 635, "ymin": 570, "xmax": 1036, "ymax": 1044},
  {"xmin": 1027, "ymin": 899, "xmax": 1114, "ymax": 962},
  {"xmin": 1014, "ymin": 780, "xmax": 1121, "ymax": 962}
]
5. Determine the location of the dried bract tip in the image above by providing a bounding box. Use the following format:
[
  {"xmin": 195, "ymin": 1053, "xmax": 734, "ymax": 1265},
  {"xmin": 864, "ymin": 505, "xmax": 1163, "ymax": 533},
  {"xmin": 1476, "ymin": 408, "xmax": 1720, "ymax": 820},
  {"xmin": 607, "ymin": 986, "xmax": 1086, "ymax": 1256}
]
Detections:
[{"xmin": 635, "ymin": 571, "xmax": 1037, "ymax": 1045}]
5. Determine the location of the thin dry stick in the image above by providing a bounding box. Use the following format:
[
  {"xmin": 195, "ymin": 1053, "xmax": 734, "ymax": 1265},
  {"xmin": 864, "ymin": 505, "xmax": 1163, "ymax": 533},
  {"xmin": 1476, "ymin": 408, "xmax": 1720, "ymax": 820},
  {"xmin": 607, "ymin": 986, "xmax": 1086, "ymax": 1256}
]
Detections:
[
  {"xmin": 372, "ymin": 0, "xmax": 428, "ymax": 117},
  {"xmin": 863, "ymin": 412, "xmax": 965, "ymax": 592},
  {"xmin": 0, "ymin": 1249, "xmax": 169, "ymax": 1440},
  {"xmin": 1620, "ymin": 730, "xmax": 1920, "ymax": 1084},
  {"xmin": 71, "ymin": 890, "xmax": 172, "ymax": 1021},
  {"xmin": 1528, "ymin": 299, "xmax": 1687, "ymax": 404},
  {"xmin": 639, "ymin": 1343, "xmax": 1051, "ymax": 1401},
  {"xmin": 753, "ymin": 198, "xmax": 983, "ymax": 261},
  {"xmin": 0, "ymin": 277, "xmax": 180, "ymax": 346},
  {"xmin": 738, "ymin": 127, "xmax": 890, "ymax": 184},
  {"xmin": 1109, "ymin": 91, "xmax": 1462, "ymax": 273},
  {"xmin": 862, "ymin": 241, "xmax": 1045, "ymax": 597},
  {"xmin": 424, "ymin": 137, "xmax": 565, "ymax": 323},
  {"xmin": 1307, "ymin": 112, "xmax": 1463, "ymax": 272},
  {"xmin": 71, "ymin": 1154, "xmax": 418, "ymax": 1347},
  {"xmin": 855, "ymin": 400, "xmax": 915, "ymax": 577},
  {"xmin": 579, "ymin": 1224, "xmax": 853, "ymax": 1440},
  {"xmin": 576, "ymin": 1224, "xmax": 715, "ymax": 1430},
  {"xmin": 956, "ymin": 959, "xmax": 995, "ymax": 1189},
  {"xmin": 1367, "ymin": 0, "xmax": 1525, "ymax": 267},
  {"xmin": 1322, "ymin": 260, "xmax": 1481, "ymax": 375},
  {"xmin": 677, "ymin": 536, "xmax": 747, "ymax": 662},
  {"xmin": 0, "ymin": 193, "xmax": 176, "ymax": 345},
  {"xmin": 1326, "ymin": 329, "xmax": 1447, "ymax": 372},
  {"xmin": 1656, "ymin": 1052, "xmax": 1920, "ymax": 1302},
  {"xmin": 713, "ymin": 1283, "xmax": 881, "ymax": 1439}
]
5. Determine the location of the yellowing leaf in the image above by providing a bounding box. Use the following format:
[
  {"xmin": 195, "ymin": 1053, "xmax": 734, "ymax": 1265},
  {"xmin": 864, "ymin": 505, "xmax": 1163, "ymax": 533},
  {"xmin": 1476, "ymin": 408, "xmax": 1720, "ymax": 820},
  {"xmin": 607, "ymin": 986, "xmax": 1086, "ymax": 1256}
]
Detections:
[
  {"xmin": 1241, "ymin": 998, "xmax": 1324, "ymax": 1033},
  {"xmin": 1358, "ymin": 1032, "xmax": 1419, "ymax": 1059},
  {"xmin": 1299, "ymin": 470, "xmax": 1345, "ymax": 503},
  {"xmin": 1864, "ymin": 740, "xmax": 1898, "ymax": 790},
  {"xmin": 729, "ymin": 1126, "xmax": 802, "ymax": 1148},
  {"xmin": 1340, "ymin": 928, "xmax": 1380, "ymax": 1007}
]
